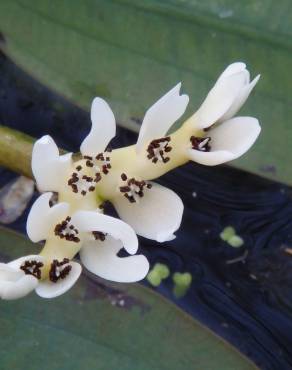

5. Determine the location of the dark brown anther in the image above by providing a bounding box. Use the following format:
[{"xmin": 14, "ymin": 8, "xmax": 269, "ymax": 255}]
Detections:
[
  {"xmin": 20, "ymin": 260, "xmax": 44, "ymax": 280},
  {"xmin": 94, "ymin": 173, "xmax": 102, "ymax": 183},
  {"xmin": 147, "ymin": 136, "xmax": 172, "ymax": 164},
  {"xmin": 119, "ymin": 185, "xmax": 131, "ymax": 193},
  {"xmin": 68, "ymin": 170, "xmax": 96, "ymax": 196},
  {"xmin": 190, "ymin": 136, "xmax": 211, "ymax": 152},
  {"xmin": 92, "ymin": 231, "xmax": 107, "ymax": 241},
  {"xmin": 49, "ymin": 258, "xmax": 72, "ymax": 283},
  {"xmin": 54, "ymin": 217, "xmax": 80, "ymax": 243},
  {"xmin": 83, "ymin": 152, "xmax": 111, "ymax": 176},
  {"xmin": 119, "ymin": 174, "xmax": 152, "ymax": 203},
  {"xmin": 125, "ymin": 194, "xmax": 136, "ymax": 203},
  {"xmin": 96, "ymin": 153, "xmax": 104, "ymax": 161}
]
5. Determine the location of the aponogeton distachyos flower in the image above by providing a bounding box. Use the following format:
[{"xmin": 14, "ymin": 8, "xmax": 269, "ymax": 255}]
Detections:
[{"xmin": 0, "ymin": 62, "xmax": 261, "ymax": 300}]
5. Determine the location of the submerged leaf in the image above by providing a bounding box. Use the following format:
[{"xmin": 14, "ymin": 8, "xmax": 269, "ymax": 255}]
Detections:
[{"xmin": 0, "ymin": 227, "xmax": 257, "ymax": 369}]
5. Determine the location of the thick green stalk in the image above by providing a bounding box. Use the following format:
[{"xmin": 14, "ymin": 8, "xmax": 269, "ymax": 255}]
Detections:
[{"xmin": 0, "ymin": 125, "xmax": 34, "ymax": 177}]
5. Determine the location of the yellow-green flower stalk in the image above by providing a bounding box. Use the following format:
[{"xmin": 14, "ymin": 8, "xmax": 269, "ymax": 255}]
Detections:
[{"xmin": 0, "ymin": 62, "xmax": 261, "ymax": 300}]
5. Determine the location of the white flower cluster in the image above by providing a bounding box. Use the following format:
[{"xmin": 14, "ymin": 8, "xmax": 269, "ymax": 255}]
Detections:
[{"xmin": 0, "ymin": 62, "xmax": 261, "ymax": 299}]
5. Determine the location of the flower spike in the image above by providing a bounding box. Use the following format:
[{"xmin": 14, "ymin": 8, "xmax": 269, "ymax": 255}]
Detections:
[
  {"xmin": 0, "ymin": 192, "xmax": 149, "ymax": 300},
  {"xmin": 9, "ymin": 61, "xmax": 262, "ymax": 300}
]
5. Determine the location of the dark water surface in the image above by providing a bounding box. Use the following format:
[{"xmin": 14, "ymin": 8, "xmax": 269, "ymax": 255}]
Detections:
[{"xmin": 1, "ymin": 53, "xmax": 292, "ymax": 370}]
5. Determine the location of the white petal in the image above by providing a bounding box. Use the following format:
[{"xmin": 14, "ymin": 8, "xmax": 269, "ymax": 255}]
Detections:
[
  {"xmin": 187, "ymin": 116, "xmax": 261, "ymax": 166},
  {"xmin": 112, "ymin": 183, "xmax": 183, "ymax": 242},
  {"xmin": 80, "ymin": 98, "xmax": 116, "ymax": 156},
  {"xmin": 27, "ymin": 193, "xmax": 70, "ymax": 242},
  {"xmin": 191, "ymin": 71, "xmax": 248, "ymax": 129},
  {"xmin": 136, "ymin": 83, "xmax": 189, "ymax": 153},
  {"xmin": 0, "ymin": 263, "xmax": 39, "ymax": 300},
  {"xmin": 35, "ymin": 261, "xmax": 81, "ymax": 298},
  {"xmin": 219, "ymin": 75, "xmax": 260, "ymax": 122},
  {"xmin": 216, "ymin": 62, "xmax": 247, "ymax": 82},
  {"xmin": 1, "ymin": 275, "xmax": 38, "ymax": 300},
  {"xmin": 71, "ymin": 211, "xmax": 138, "ymax": 255},
  {"xmin": 188, "ymin": 149, "xmax": 235, "ymax": 166},
  {"xmin": 0, "ymin": 263, "xmax": 23, "ymax": 280},
  {"xmin": 32, "ymin": 135, "xmax": 73, "ymax": 192},
  {"xmin": 80, "ymin": 237, "xmax": 149, "ymax": 283}
]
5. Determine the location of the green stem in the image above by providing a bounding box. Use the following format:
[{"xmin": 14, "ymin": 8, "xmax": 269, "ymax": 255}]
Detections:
[{"xmin": 0, "ymin": 125, "xmax": 34, "ymax": 178}]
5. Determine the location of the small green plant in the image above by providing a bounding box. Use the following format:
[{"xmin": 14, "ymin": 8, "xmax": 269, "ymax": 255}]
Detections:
[
  {"xmin": 146, "ymin": 263, "xmax": 170, "ymax": 287},
  {"xmin": 220, "ymin": 226, "xmax": 244, "ymax": 248},
  {"xmin": 172, "ymin": 272, "xmax": 192, "ymax": 298}
]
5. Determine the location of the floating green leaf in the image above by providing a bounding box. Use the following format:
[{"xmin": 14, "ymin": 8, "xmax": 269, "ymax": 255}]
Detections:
[
  {"xmin": 147, "ymin": 263, "xmax": 170, "ymax": 287},
  {"xmin": 154, "ymin": 263, "xmax": 170, "ymax": 279},
  {"xmin": 0, "ymin": 0, "xmax": 291, "ymax": 184},
  {"xmin": 228, "ymin": 235, "xmax": 244, "ymax": 248},
  {"xmin": 172, "ymin": 272, "xmax": 192, "ymax": 298},
  {"xmin": 0, "ymin": 227, "xmax": 257, "ymax": 369},
  {"xmin": 220, "ymin": 226, "xmax": 236, "ymax": 242},
  {"xmin": 147, "ymin": 269, "xmax": 162, "ymax": 287},
  {"xmin": 220, "ymin": 226, "xmax": 244, "ymax": 248}
]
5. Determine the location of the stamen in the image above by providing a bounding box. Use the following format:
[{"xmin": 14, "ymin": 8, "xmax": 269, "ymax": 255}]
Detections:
[
  {"xmin": 147, "ymin": 137, "xmax": 172, "ymax": 164},
  {"xmin": 190, "ymin": 136, "xmax": 211, "ymax": 152},
  {"xmin": 84, "ymin": 151, "xmax": 112, "ymax": 176},
  {"xmin": 92, "ymin": 231, "xmax": 107, "ymax": 241},
  {"xmin": 20, "ymin": 260, "xmax": 44, "ymax": 279},
  {"xmin": 119, "ymin": 174, "xmax": 152, "ymax": 203},
  {"xmin": 49, "ymin": 258, "xmax": 72, "ymax": 283},
  {"xmin": 68, "ymin": 171, "xmax": 96, "ymax": 196},
  {"xmin": 54, "ymin": 216, "xmax": 80, "ymax": 243}
]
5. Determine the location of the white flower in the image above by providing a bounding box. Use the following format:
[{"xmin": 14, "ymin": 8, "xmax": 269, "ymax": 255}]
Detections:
[
  {"xmin": 0, "ymin": 192, "xmax": 149, "ymax": 300},
  {"xmin": 136, "ymin": 83, "xmax": 189, "ymax": 153},
  {"xmin": 32, "ymin": 97, "xmax": 184, "ymax": 242},
  {"xmin": 31, "ymin": 63, "xmax": 260, "ymax": 242},
  {"xmin": 135, "ymin": 63, "xmax": 260, "ymax": 168},
  {"xmin": 0, "ymin": 254, "xmax": 81, "ymax": 300},
  {"xmin": 187, "ymin": 62, "xmax": 261, "ymax": 165},
  {"xmin": 0, "ymin": 255, "xmax": 42, "ymax": 300},
  {"xmin": 31, "ymin": 98, "xmax": 116, "ymax": 194}
]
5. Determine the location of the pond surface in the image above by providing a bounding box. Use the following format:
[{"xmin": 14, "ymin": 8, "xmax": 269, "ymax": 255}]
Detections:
[{"xmin": 1, "ymin": 52, "xmax": 292, "ymax": 370}]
